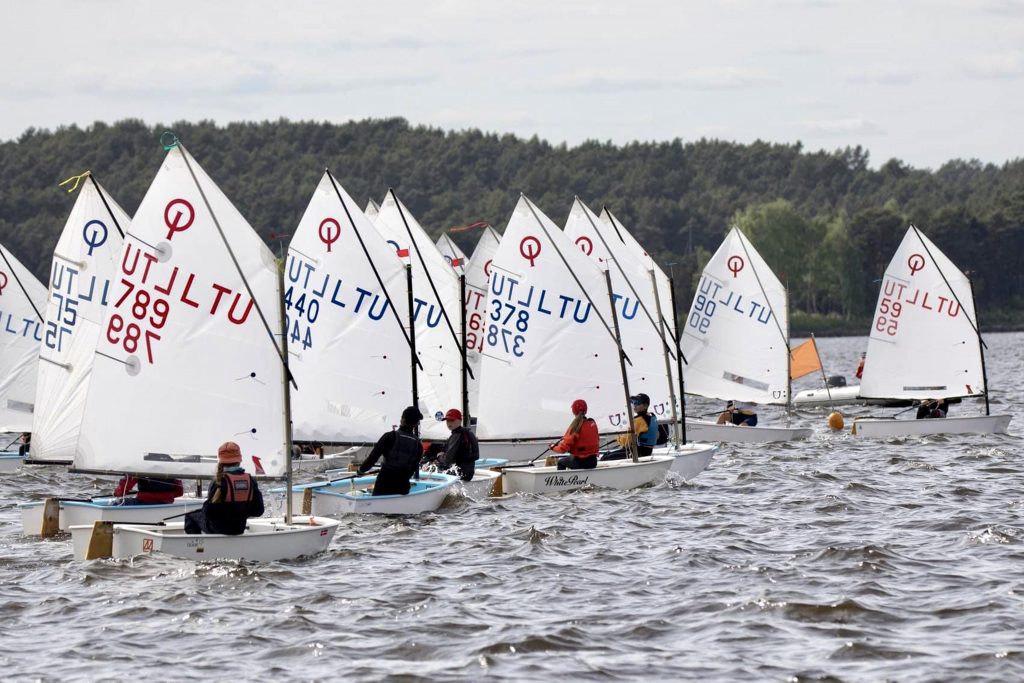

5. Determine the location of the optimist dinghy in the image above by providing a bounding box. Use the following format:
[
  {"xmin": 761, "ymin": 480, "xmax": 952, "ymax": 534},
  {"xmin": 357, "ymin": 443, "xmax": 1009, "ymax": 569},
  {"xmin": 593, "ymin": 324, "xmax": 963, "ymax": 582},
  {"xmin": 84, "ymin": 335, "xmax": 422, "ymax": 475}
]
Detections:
[
  {"xmin": 21, "ymin": 494, "xmax": 204, "ymax": 536},
  {"xmin": 71, "ymin": 516, "xmax": 336, "ymax": 563},
  {"xmin": 70, "ymin": 138, "xmax": 338, "ymax": 561},
  {"xmin": 476, "ymin": 197, "xmax": 694, "ymax": 493},
  {"xmin": 850, "ymin": 226, "xmax": 1012, "ymax": 438},
  {"xmin": 284, "ymin": 471, "xmax": 459, "ymax": 516},
  {"xmin": 679, "ymin": 227, "xmax": 811, "ymax": 443},
  {"xmin": 501, "ymin": 455, "xmax": 675, "ymax": 494},
  {"xmin": 683, "ymin": 420, "xmax": 811, "ymax": 443},
  {"xmin": 0, "ymin": 244, "xmax": 47, "ymax": 468}
]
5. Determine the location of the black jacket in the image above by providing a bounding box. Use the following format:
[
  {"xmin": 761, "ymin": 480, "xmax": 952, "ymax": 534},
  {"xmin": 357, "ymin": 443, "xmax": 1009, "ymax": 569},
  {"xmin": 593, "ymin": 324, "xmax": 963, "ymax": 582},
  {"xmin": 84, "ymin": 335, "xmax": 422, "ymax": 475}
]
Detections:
[
  {"xmin": 359, "ymin": 428, "xmax": 422, "ymax": 477},
  {"xmin": 439, "ymin": 426, "xmax": 480, "ymax": 469}
]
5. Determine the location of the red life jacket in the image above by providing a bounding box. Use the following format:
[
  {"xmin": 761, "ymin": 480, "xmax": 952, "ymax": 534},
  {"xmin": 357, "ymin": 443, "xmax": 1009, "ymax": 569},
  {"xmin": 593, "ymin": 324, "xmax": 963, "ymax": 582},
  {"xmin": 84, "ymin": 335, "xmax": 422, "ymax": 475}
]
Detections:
[
  {"xmin": 570, "ymin": 418, "xmax": 600, "ymax": 457},
  {"xmin": 221, "ymin": 472, "xmax": 254, "ymax": 503}
]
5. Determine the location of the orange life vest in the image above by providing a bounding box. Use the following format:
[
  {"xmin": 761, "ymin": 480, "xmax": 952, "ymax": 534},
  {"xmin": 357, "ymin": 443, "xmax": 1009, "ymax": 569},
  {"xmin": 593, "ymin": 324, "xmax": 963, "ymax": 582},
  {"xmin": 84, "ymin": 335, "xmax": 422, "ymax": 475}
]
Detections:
[{"xmin": 221, "ymin": 472, "xmax": 254, "ymax": 504}]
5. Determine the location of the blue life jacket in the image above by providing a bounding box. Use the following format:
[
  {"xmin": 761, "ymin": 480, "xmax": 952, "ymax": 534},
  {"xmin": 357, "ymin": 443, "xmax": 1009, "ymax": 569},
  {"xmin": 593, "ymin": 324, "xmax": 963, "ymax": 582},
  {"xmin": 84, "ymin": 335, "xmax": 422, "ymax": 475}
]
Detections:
[{"xmin": 638, "ymin": 413, "xmax": 659, "ymax": 447}]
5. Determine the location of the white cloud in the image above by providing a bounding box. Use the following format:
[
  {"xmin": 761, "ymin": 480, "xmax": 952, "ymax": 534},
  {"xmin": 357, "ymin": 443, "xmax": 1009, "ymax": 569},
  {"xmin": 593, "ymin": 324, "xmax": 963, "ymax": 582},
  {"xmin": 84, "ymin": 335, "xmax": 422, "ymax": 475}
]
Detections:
[
  {"xmin": 542, "ymin": 67, "xmax": 779, "ymax": 93},
  {"xmin": 5, "ymin": 52, "xmax": 435, "ymax": 99},
  {"xmin": 799, "ymin": 116, "xmax": 885, "ymax": 136},
  {"xmin": 963, "ymin": 51, "xmax": 1024, "ymax": 79},
  {"xmin": 845, "ymin": 65, "xmax": 919, "ymax": 86}
]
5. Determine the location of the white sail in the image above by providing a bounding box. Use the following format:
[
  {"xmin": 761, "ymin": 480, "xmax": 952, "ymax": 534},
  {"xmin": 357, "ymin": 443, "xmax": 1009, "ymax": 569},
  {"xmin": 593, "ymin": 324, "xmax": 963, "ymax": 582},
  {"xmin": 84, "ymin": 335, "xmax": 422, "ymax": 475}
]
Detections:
[
  {"xmin": 463, "ymin": 226, "xmax": 502, "ymax": 416},
  {"xmin": 600, "ymin": 209, "xmax": 681, "ymax": 392},
  {"xmin": 29, "ymin": 178, "xmax": 129, "ymax": 462},
  {"xmin": 435, "ymin": 232, "xmax": 468, "ymax": 276},
  {"xmin": 364, "ymin": 199, "xmax": 380, "ymax": 220},
  {"xmin": 564, "ymin": 200, "xmax": 677, "ymax": 418},
  {"xmin": 476, "ymin": 196, "xmax": 623, "ymax": 440},
  {"xmin": 860, "ymin": 225, "xmax": 984, "ymax": 400},
  {"xmin": 0, "ymin": 244, "xmax": 47, "ymax": 432},
  {"xmin": 680, "ymin": 227, "xmax": 789, "ymax": 404},
  {"xmin": 286, "ymin": 172, "xmax": 412, "ymax": 443},
  {"xmin": 373, "ymin": 192, "xmax": 463, "ymax": 438},
  {"xmin": 76, "ymin": 144, "xmax": 287, "ymax": 477}
]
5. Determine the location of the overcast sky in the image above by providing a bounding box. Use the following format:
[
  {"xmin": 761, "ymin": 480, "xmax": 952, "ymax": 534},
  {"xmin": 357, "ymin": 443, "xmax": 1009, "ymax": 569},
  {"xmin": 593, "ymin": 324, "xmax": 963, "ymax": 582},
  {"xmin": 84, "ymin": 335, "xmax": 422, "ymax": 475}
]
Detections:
[{"xmin": 2, "ymin": 0, "xmax": 1022, "ymax": 169}]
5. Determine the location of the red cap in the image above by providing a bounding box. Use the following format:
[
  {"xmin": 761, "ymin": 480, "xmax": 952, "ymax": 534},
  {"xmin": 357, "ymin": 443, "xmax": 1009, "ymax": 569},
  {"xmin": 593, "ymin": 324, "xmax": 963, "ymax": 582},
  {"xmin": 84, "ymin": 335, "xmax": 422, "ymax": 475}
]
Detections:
[
  {"xmin": 444, "ymin": 408, "xmax": 463, "ymax": 421},
  {"xmin": 218, "ymin": 441, "xmax": 242, "ymax": 465},
  {"xmin": 571, "ymin": 399, "xmax": 587, "ymax": 415}
]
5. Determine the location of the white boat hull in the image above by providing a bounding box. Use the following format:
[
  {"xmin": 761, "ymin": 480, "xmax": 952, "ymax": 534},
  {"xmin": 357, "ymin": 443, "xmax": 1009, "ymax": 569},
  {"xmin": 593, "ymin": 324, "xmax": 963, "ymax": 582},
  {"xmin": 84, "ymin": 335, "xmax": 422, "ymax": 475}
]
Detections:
[
  {"xmin": 656, "ymin": 442, "xmax": 718, "ymax": 480},
  {"xmin": 458, "ymin": 468, "xmax": 502, "ymax": 498},
  {"xmin": 851, "ymin": 414, "xmax": 1012, "ymax": 438},
  {"xmin": 792, "ymin": 385, "xmax": 912, "ymax": 408},
  {"xmin": 478, "ymin": 440, "xmax": 554, "ymax": 463},
  {"xmin": 685, "ymin": 419, "xmax": 812, "ymax": 443},
  {"xmin": 0, "ymin": 452, "xmax": 23, "ymax": 473},
  {"xmin": 502, "ymin": 455, "xmax": 674, "ymax": 494},
  {"xmin": 70, "ymin": 516, "xmax": 340, "ymax": 561},
  {"xmin": 792, "ymin": 385, "xmax": 863, "ymax": 407},
  {"xmin": 289, "ymin": 472, "xmax": 459, "ymax": 515},
  {"xmin": 20, "ymin": 496, "xmax": 204, "ymax": 535}
]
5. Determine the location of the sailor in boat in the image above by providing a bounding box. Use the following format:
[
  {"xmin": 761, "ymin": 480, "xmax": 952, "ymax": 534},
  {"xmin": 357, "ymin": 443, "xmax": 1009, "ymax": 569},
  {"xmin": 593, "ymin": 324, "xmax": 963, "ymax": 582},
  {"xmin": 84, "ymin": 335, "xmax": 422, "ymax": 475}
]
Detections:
[
  {"xmin": 434, "ymin": 408, "xmax": 479, "ymax": 482},
  {"xmin": 17, "ymin": 432, "xmax": 30, "ymax": 456},
  {"xmin": 716, "ymin": 400, "xmax": 758, "ymax": 427},
  {"xmin": 602, "ymin": 393, "xmax": 658, "ymax": 461},
  {"xmin": 356, "ymin": 406, "xmax": 424, "ymax": 496},
  {"xmin": 113, "ymin": 475, "xmax": 184, "ymax": 506},
  {"xmin": 183, "ymin": 442, "xmax": 265, "ymax": 535},
  {"xmin": 552, "ymin": 399, "xmax": 600, "ymax": 471},
  {"xmin": 855, "ymin": 352, "xmax": 866, "ymax": 379},
  {"xmin": 915, "ymin": 399, "xmax": 949, "ymax": 420}
]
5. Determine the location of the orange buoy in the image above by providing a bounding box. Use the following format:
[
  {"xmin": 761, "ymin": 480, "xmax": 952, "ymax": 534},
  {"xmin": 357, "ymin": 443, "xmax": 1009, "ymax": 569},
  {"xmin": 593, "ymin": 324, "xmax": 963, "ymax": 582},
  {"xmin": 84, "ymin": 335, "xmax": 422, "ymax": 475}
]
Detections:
[{"xmin": 827, "ymin": 411, "xmax": 845, "ymax": 431}]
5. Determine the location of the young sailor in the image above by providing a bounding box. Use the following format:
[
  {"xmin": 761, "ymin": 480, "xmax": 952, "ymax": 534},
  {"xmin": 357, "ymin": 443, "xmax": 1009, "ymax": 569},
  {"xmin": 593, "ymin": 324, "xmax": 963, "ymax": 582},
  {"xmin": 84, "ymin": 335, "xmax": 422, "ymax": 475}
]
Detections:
[
  {"xmin": 915, "ymin": 398, "xmax": 949, "ymax": 419},
  {"xmin": 183, "ymin": 441, "xmax": 264, "ymax": 535},
  {"xmin": 552, "ymin": 399, "xmax": 600, "ymax": 471},
  {"xmin": 113, "ymin": 475, "xmax": 184, "ymax": 506},
  {"xmin": 717, "ymin": 400, "xmax": 758, "ymax": 426},
  {"xmin": 603, "ymin": 393, "xmax": 659, "ymax": 461},
  {"xmin": 436, "ymin": 408, "xmax": 479, "ymax": 481},
  {"xmin": 356, "ymin": 406, "xmax": 424, "ymax": 496}
]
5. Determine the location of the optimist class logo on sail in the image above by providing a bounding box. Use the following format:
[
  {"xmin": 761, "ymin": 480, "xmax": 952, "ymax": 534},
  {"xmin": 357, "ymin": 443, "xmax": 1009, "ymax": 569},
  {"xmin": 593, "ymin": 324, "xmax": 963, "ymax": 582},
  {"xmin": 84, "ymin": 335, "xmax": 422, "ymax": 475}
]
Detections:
[{"xmin": 106, "ymin": 198, "xmax": 256, "ymax": 366}]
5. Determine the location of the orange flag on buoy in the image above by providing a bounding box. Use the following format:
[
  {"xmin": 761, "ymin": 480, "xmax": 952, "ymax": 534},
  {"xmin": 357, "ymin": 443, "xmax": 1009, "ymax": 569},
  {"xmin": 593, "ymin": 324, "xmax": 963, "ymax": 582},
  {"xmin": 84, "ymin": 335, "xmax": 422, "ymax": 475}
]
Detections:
[{"xmin": 790, "ymin": 339, "xmax": 822, "ymax": 380}]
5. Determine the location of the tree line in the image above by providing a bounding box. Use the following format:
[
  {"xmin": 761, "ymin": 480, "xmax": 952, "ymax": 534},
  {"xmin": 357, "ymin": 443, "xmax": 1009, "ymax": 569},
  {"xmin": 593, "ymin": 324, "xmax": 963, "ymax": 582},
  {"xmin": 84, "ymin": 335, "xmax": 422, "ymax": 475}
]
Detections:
[{"xmin": 1, "ymin": 118, "xmax": 1021, "ymax": 329}]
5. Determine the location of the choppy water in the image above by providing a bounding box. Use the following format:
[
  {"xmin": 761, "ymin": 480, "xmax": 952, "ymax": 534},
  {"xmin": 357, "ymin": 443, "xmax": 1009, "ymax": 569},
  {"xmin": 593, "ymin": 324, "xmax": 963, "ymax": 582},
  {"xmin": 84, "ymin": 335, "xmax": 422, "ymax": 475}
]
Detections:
[{"xmin": 2, "ymin": 333, "xmax": 1022, "ymax": 681}]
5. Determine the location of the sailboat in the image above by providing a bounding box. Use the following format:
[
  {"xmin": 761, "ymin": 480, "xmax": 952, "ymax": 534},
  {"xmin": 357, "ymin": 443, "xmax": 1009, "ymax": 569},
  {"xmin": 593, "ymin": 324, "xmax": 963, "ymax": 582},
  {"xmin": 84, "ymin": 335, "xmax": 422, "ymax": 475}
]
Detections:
[
  {"xmin": 851, "ymin": 225, "xmax": 1012, "ymax": 437},
  {"xmin": 28, "ymin": 175, "xmax": 128, "ymax": 465},
  {"xmin": 67, "ymin": 137, "xmax": 338, "ymax": 561},
  {"xmin": 0, "ymin": 244, "xmax": 47, "ymax": 471},
  {"xmin": 679, "ymin": 227, "xmax": 812, "ymax": 442},
  {"xmin": 460, "ymin": 224, "xmax": 501, "ymax": 422},
  {"xmin": 275, "ymin": 170, "xmax": 458, "ymax": 515},
  {"xmin": 17, "ymin": 173, "xmax": 208, "ymax": 534},
  {"xmin": 476, "ymin": 196, "xmax": 676, "ymax": 493},
  {"xmin": 564, "ymin": 200, "xmax": 717, "ymax": 477},
  {"xmin": 435, "ymin": 231, "xmax": 468, "ymax": 276},
  {"xmin": 372, "ymin": 192, "xmax": 466, "ymax": 437}
]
